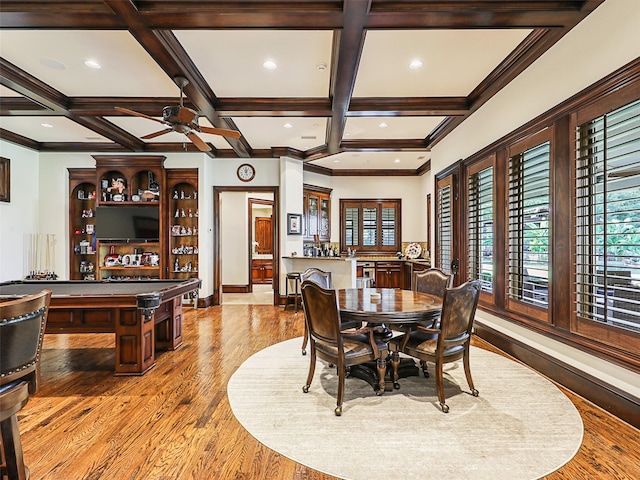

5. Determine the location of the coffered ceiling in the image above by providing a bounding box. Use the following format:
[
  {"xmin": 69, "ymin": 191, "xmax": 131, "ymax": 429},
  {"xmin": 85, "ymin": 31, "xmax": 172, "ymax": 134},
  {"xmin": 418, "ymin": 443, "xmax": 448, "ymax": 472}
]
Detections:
[{"xmin": 0, "ymin": 1, "xmax": 603, "ymax": 173}]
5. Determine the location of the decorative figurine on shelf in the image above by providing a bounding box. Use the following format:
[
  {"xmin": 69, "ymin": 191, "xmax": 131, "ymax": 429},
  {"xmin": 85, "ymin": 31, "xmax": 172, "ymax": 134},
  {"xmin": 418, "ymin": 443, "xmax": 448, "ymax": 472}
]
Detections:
[
  {"xmin": 180, "ymin": 226, "xmax": 187, "ymax": 235},
  {"xmin": 193, "ymin": 191, "xmax": 197, "ymax": 200},
  {"xmin": 186, "ymin": 226, "xmax": 192, "ymax": 235},
  {"xmin": 188, "ymin": 208, "xmax": 193, "ymax": 217},
  {"xmin": 175, "ymin": 208, "xmax": 180, "ymax": 218},
  {"xmin": 173, "ymin": 190, "xmax": 179, "ymax": 199},
  {"xmin": 180, "ymin": 190, "xmax": 185, "ymax": 200},
  {"xmin": 194, "ymin": 209, "xmax": 198, "ymax": 217},
  {"xmin": 107, "ymin": 177, "xmax": 126, "ymax": 201},
  {"xmin": 174, "ymin": 258, "xmax": 179, "ymax": 272}
]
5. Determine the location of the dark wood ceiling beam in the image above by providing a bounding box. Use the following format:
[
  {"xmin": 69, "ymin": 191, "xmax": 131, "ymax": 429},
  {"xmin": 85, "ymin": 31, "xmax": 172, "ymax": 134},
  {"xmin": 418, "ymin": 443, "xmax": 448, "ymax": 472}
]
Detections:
[
  {"xmin": 69, "ymin": 97, "xmax": 181, "ymax": 116},
  {"xmin": 0, "ymin": 1, "xmax": 602, "ymax": 30},
  {"xmin": 340, "ymin": 139, "xmax": 429, "ymax": 152},
  {"xmin": 0, "ymin": 97, "xmax": 51, "ymax": 115},
  {"xmin": 348, "ymin": 97, "xmax": 469, "ymax": 116},
  {"xmin": 327, "ymin": 0, "xmax": 370, "ymax": 153},
  {"xmin": 102, "ymin": 0, "xmax": 251, "ymax": 158},
  {"xmin": 38, "ymin": 142, "xmax": 127, "ymax": 153},
  {"xmin": 152, "ymin": 31, "xmax": 252, "ymax": 157},
  {"xmin": 0, "ymin": 128, "xmax": 40, "ymax": 151},
  {"xmin": 214, "ymin": 98, "xmax": 332, "ymax": 117},
  {"xmin": 0, "ymin": 59, "xmax": 68, "ymax": 113}
]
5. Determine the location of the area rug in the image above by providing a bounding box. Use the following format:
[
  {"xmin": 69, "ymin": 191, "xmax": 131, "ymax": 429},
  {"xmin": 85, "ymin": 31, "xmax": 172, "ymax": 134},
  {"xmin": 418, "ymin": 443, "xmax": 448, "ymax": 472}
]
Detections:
[{"xmin": 228, "ymin": 338, "xmax": 583, "ymax": 480}]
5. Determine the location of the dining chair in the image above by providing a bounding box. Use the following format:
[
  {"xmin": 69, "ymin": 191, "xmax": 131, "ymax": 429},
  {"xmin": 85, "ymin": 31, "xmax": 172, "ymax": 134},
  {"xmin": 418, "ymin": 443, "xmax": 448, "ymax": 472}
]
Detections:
[
  {"xmin": 1, "ymin": 289, "xmax": 51, "ymax": 480},
  {"xmin": 298, "ymin": 267, "xmax": 362, "ymax": 355},
  {"xmin": 300, "ymin": 280, "xmax": 388, "ymax": 416},
  {"xmin": 389, "ymin": 280, "xmax": 481, "ymax": 413},
  {"xmin": 299, "ymin": 268, "xmax": 332, "ymax": 355},
  {"xmin": 413, "ymin": 267, "xmax": 453, "ymax": 298}
]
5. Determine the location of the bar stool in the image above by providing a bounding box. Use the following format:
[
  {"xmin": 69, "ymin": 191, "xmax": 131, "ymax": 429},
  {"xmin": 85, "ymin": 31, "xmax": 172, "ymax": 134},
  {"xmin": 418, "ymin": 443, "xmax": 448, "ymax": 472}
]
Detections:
[{"xmin": 284, "ymin": 272, "xmax": 302, "ymax": 312}]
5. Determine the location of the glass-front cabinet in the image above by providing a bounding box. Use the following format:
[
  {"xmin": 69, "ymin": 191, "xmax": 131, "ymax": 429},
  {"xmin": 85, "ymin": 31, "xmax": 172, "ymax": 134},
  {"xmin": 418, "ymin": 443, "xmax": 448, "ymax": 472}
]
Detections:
[
  {"xmin": 167, "ymin": 169, "xmax": 199, "ymax": 280},
  {"xmin": 68, "ymin": 168, "xmax": 97, "ymax": 280},
  {"xmin": 303, "ymin": 184, "xmax": 331, "ymax": 242}
]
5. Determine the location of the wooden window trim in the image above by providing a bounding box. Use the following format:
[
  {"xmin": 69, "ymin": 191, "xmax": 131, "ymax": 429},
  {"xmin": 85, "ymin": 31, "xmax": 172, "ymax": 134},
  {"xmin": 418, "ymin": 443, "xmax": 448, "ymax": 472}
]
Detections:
[{"xmin": 340, "ymin": 199, "xmax": 401, "ymax": 254}]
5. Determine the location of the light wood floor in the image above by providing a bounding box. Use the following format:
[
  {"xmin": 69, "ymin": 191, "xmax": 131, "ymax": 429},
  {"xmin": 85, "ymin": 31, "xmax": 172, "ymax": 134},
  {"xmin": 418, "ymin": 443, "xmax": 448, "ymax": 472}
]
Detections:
[{"xmin": 14, "ymin": 304, "xmax": 640, "ymax": 479}]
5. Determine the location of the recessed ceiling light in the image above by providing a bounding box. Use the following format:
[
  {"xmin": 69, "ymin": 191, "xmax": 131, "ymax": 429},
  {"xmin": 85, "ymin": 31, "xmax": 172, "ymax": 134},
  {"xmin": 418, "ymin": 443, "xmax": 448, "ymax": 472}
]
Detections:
[
  {"xmin": 39, "ymin": 58, "xmax": 66, "ymax": 70},
  {"xmin": 394, "ymin": 158, "xmax": 401, "ymax": 163},
  {"xmin": 283, "ymin": 123, "xmax": 293, "ymax": 129},
  {"xmin": 378, "ymin": 122, "xmax": 388, "ymax": 128},
  {"xmin": 263, "ymin": 60, "xmax": 277, "ymax": 70},
  {"xmin": 40, "ymin": 123, "xmax": 53, "ymax": 128},
  {"xmin": 84, "ymin": 59, "xmax": 101, "ymax": 69},
  {"xmin": 333, "ymin": 159, "xmax": 340, "ymax": 163},
  {"xmin": 316, "ymin": 63, "xmax": 327, "ymax": 71},
  {"xmin": 409, "ymin": 59, "xmax": 423, "ymax": 70}
]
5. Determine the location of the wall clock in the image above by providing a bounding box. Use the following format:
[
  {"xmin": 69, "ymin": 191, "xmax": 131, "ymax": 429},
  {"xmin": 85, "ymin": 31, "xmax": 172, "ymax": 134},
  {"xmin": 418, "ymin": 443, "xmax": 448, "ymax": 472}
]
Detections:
[{"xmin": 237, "ymin": 163, "xmax": 255, "ymax": 182}]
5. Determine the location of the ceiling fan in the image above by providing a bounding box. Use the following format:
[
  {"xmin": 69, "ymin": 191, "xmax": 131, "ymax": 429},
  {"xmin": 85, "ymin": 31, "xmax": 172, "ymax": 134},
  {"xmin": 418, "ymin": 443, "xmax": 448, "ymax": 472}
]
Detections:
[{"xmin": 115, "ymin": 76, "xmax": 241, "ymax": 152}]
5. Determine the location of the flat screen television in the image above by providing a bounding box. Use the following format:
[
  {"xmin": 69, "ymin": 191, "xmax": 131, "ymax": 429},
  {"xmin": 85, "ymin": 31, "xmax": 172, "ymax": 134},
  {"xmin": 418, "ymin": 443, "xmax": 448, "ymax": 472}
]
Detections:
[{"xmin": 95, "ymin": 206, "xmax": 160, "ymax": 242}]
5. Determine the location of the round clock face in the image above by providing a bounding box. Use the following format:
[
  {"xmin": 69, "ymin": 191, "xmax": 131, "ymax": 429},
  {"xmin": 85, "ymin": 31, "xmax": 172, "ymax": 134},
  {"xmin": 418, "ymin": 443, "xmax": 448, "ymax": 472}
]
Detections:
[{"xmin": 237, "ymin": 163, "xmax": 255, "ymax": 182}]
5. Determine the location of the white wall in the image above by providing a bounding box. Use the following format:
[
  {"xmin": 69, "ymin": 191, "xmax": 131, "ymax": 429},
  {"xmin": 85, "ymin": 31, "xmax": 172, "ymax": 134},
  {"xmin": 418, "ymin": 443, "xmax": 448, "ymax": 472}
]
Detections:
[{"xmin": 0, "ymin": 141, "xmax": 40, "ymax": 281}]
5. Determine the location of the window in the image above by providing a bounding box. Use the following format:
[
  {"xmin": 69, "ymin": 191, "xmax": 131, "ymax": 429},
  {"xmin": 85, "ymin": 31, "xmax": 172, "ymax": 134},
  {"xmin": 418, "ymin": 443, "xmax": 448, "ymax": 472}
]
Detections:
[
  {"xmin": 437, "ymin": 178, "xmax": 453, "ymax": 274},
  {"xmin": 340, "ymin": 199, "xmax": 401, "ymax": 253},
  {"xmin": 467, "ymin": 161, "xmax": 494, "ymax": 293},
  {"xmin": 508, "ymin": 136, "xmax": 551, "ymax": 312},
  {"xmin": 575, "ymin": 99, "xmax": 640, "ymax": 334}
]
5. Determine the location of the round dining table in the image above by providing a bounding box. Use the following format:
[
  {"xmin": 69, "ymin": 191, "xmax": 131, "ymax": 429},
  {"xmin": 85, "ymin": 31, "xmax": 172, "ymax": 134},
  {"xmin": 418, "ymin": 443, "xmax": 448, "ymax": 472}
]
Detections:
[{"xmin": 337, "ymin": 288, "xmax": 443, "ymax": 392}]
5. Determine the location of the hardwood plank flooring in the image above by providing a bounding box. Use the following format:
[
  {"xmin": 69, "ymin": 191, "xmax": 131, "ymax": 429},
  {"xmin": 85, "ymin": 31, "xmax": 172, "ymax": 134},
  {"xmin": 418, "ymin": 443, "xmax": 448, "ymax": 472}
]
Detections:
[{"xmin": 14, "ymin": 305, "xmax": 640, "ymax": 479}]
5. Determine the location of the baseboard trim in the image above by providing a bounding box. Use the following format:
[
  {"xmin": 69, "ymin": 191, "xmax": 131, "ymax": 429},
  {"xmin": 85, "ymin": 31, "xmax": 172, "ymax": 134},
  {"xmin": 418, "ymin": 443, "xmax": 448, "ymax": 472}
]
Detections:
[
  {"xmin": 197, "ymin": 294, "xmax": 214, "ymax": 308},
  {"xmin": 475, "ymin": 323, "xmax": 640, "ymax": 429},
  {"xmin": 222, "ymin": 285, "xmax": 249, "ymax": 293}
]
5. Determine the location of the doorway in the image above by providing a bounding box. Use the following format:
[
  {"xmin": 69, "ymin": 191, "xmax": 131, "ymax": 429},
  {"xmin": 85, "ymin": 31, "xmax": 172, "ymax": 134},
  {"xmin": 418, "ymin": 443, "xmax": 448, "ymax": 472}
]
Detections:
[
  {"xmin": 249, "ymin": 198, "xmax": 274, "ymax": 292},
  {"xmin": 213, "ymin": 186, "xmax": 279, "ymax": 306}
]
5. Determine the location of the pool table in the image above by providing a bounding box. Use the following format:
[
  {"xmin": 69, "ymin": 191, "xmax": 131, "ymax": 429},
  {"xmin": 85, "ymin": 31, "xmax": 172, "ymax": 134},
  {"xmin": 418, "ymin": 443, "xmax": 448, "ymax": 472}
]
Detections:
[{"xmin": 0, "ymin": 278, "xmax": 201, "ymax": 375}]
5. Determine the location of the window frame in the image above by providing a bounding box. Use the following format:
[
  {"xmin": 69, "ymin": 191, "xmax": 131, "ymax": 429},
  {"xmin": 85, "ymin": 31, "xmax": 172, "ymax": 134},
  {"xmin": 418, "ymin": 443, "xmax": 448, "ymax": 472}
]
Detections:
[
  {"xmin": 571, "ymin": 97, "xmax": 640, "ymax": 347},
  {"xmin": 466, "ymin": 155, "xmax": 496, "ymax": 303},
  {"xmin": 505, "ymin": 129, "xmax": 552, "ymax": 323},
  {"xmin": 340, "ymin": 199, "xmax": 401, "ymax": 254}
]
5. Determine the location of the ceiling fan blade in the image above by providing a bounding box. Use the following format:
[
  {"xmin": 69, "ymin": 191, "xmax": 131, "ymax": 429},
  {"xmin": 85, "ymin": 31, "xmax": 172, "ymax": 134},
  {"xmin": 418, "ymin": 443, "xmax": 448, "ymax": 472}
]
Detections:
[
  {"xmin": 200, "ymin": 126, "xmax": 242, "ymax": 138},
  {"xmin": 186, "ymin": 131, "xmax": 212, "ymax": 152},
  {"xmin": 114, "ymin": 106, "xmax": 164, "ymax": 124},
  {"xmin": 177, "ymin": 107, "xmax": 197, "ymax": 125},
  {"xmin": 141, "ymin": 129, "xmax": 173, "ymax": 140}
]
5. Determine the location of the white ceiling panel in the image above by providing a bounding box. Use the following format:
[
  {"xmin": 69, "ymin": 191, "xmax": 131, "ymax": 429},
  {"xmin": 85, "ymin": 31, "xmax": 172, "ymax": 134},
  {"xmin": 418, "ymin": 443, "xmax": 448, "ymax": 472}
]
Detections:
[
  {"xmin": 174, "ymin": 30, "xmax": 333, "ymax": 97},
  {"xmin": 0, "ymin": 116, "xmax": 112, "ymax": 143},
  {"xmin": 354, "ymin": 29, "xmax": 531, "ymax": 97},
  {"xmin": 232, "ymin": 117, "xmax": 328, "ymax": 150},
  {"xmin": 0, "ymin": 30, "xmax": 178, "ymax": 97},
  {"xmin": 345, "ymin": 116, "xmax": 446, "ymax": 139},
  {"xmin": 310, "ymin": 151, "xmax": 430, "ymax": 171}
]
